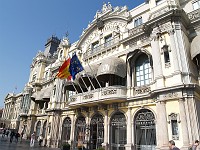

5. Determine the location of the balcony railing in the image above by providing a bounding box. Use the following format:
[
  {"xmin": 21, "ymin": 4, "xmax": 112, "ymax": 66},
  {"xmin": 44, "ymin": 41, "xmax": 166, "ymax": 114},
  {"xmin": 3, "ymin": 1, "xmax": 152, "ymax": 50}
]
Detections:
[
  {"xmin": 128, "ymin": 24, "xmax": 145, "ymax": 37},
  {"xmin": 188, "ymin": 8, "xmax": 200, "ymax": 22},
  {"xmin": 69, "ymin": 86, "xmax": 127, "ymax": 106},
  {"xmin": 83, "ymin": 36, "xmax": 120, "ymax": 60}
]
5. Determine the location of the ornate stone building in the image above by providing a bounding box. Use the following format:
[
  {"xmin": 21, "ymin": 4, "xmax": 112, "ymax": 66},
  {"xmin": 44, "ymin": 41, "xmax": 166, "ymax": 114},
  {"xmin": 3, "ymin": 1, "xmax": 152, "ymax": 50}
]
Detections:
[{"xmin": 3, "ymin": 0, "xmax": 200, "ymax": 150}]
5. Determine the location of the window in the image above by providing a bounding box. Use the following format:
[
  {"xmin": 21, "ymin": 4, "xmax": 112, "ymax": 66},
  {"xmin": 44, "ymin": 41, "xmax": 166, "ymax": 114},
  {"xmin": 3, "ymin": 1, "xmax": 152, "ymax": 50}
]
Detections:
[
  {"xmin": 45, "ymin": 72, "xmax": 48, "ymax": 79},
  {"xmin": 135, "ymin": 54, "xmax": 151, "ymax": 86},
  {"xmin": 193, "ymin": 0, "xmax": 200, "ymax": 10},
  {"xmin": 134, "ymin": 17, "xmax": 143, "ymax": 27},
  {"xmin": 162, "ymin": 45, "xmax": 171, "ymax": 67},
  {"xmin": 156, "ymin": 0, "xmax": 165, "ymax": 5},
  {"xmin": 32, "ymin": 74, "xmax": 36, "ymax": 82},
  {"xmin": 104, "ymin": 34, "xmax": 112, "ymax": 47},
  {"xmin": 59, "ymin": 50, "xmax": 63, "ymax": 59},
  {"xmin": 92, "ymin": 41, "xmax": 99, "ymax": 52},
  {"xmin": 53, "ymin": 85, "xmax": 56, "ymax": 96},
  {"xmin": 168, "ymin": 113, "xmax": 179, "ymax": 140}
]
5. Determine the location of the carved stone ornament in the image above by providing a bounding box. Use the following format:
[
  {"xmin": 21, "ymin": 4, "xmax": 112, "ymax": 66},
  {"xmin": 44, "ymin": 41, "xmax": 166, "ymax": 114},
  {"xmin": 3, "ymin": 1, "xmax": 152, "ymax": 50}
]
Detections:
[
  {"xmin": 83, "ymin": 94, "xmax": 94, "ymax": 100},
  {"xmin": 96, "ymin": 18, "xmax": 104, "ymax": 30},
  {"xmin": 135, "ymin": 86, "xmax": 151, "ymax": 95},
  {"xmin": 163, "ymin": 92, "xmax": 178, "ymax": 99},
  {"xmin": 101, "ymin": 89, "xmax": 117, "ymax": 96}
]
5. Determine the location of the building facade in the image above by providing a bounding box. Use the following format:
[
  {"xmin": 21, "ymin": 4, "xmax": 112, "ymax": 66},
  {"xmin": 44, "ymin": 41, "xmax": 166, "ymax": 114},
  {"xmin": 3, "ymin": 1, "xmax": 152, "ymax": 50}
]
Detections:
[
  {"xmin": 3, "ymin": 0, "xmax": 200, "ymax": 150},
  {"xmin": 2, "ymin": 93, "xmax": 23, "ymax": 129}
]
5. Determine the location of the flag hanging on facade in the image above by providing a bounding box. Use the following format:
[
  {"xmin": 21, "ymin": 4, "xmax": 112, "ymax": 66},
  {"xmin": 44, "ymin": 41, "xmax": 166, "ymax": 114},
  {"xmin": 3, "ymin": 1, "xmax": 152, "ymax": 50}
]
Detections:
[
  {"xmin": 56, "ymin": 58, "xmax": 72, "ymax": 80},
  {"xmin": 69, "ymin": 53, "xmax": 84, "ymax": 80}
]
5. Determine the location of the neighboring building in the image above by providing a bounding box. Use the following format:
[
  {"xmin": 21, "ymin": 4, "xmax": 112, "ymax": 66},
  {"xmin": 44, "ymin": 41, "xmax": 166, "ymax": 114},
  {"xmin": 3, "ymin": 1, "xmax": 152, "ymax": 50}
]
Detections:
[
  {"xmin": 0, "ymin": 108, "xmax": 4, "ymax": 128},
  {"xmin": 2, "ymin": 93, "xmax": 23, "ymax": 129},
  {"xmin": 3, "ymin": 0, "xmax": 200, "ymax": 150}
]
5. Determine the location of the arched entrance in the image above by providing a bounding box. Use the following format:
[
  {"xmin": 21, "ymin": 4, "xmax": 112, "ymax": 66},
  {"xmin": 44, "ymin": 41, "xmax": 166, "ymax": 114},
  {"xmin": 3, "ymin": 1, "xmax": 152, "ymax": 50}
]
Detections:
[
  {"xmin": 62, "ymin": 117, "xmax": 71, "ymax": 142},
  {"xmin": 42, "ymin": 121, "xmax": 47, "ymax": 138},
  {"xmin": 134, "ymin": 109, "xmax": 156, "ymax": 150},
  {"xmin": 90, "ymin": 113, "xmax": 104, "ymax": 150},
  {"xmin": 36, "ymin": 121, "xmax": 41, "ymax": 138},
  {"xmin": 110, "ymin": 112, "xmax": 127, "ymax": 150},
  {"xmin": 74, "ymin": 116, "xmax": 86, "ymax": 149}
]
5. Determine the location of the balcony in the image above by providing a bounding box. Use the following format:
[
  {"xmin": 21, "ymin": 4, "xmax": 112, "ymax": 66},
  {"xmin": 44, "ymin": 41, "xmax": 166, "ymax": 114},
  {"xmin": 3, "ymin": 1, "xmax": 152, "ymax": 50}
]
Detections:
[
  {"xmin": 69, "ymin": 86, "xmax": 127, "ymax": 107},
  {"xmin": 83, "ymin": 36, "xmax": 120, "ymax": 61},
  {"xmin": 128, "ymin": 24, "xmax": 145, "ymax": 37},
  {"xmin": 188, "ymin": 8, "xmax": 200, "ymax": 23}
]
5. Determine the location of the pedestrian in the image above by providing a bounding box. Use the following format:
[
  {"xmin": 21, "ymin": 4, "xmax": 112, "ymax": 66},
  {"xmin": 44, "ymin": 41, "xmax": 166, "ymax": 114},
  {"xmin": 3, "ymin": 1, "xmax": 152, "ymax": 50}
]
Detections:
[
  {"xmin": 30, "ymin": 131, "xmax": 36, "ymax": 147},
  {"xmin": 168, "ymin": 140, "xmax": 180, "ymax": 150},
  {"xmin": 6, "ymin": 129, "xmax": 9, "ymax": 138},
  {"xmin": 20, "ymin": 131, "xmax": 24, "ymax": 143},
  {"xmin": 15, "ymin": 132, "xmax": 20, "ymax": 143},
  {"xmin": 38, "ymin": 134, "xmax": 43, "ymax": 146},
  {"xmin": 189, "ymin": 140, "xmax": 199, "ymax": 150},
  {"xmin": 2, "ymin": 128, "xmax": 6, "ymax": 138},
  {"xmin": 9, "ymin": 130, "xmax": 15, "ymax": 143}
]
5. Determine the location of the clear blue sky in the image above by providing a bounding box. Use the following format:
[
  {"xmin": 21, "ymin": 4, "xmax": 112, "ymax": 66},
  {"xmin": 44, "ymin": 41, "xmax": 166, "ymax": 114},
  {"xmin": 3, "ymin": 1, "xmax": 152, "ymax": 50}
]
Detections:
[{"xmin": 0, "ymin": 0, "xmax": 145, "ymax": 108}]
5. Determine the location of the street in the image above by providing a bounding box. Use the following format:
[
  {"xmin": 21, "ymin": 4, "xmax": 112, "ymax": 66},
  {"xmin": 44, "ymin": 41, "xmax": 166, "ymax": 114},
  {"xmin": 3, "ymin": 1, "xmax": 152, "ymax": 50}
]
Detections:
[{"xmin": 0, "ymin": 135, "xmax": 60, "ymax": 150}]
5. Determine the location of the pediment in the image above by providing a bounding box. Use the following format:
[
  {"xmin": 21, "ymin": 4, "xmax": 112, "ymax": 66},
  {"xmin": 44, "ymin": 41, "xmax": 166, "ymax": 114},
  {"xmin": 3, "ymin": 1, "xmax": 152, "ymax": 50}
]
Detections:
[
  {"xmin": 5, "ymin": 93, "xmax": 14, "ymax": 100},
  {"xmin": 76, "ymin": 3, "xmax": 131, "ymax": 51}
]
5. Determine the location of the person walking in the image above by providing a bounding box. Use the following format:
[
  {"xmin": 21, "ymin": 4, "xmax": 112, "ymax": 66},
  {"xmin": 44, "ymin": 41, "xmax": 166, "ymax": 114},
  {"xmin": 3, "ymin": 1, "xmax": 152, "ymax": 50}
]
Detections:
[
  {"xmin": 30, "ymin": 132, "xmax": 36, "ymax": 147},
  {"xmin": 189, "ymin": 140, "xmax": 200, "ymax": 150},
  {"xmin": 9, "ymin": 130, "xmax": 15, "ymax": 143},
  {"xmin": 168, "ymin": 140, "xmax": 180, "ymax": 150},
  {"xmin": 38, "ymin": 134, "xmax": 43, "ymax": 146},
  {"xmin": 15, "ymin": 132, "xmax": 20, "ymax": 143}
]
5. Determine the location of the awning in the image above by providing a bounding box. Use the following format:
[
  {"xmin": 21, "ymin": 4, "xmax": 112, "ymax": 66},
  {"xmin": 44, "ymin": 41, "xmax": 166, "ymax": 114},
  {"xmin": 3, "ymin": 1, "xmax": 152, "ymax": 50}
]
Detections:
[
  {"xmin": 76, "ymin": 64, "xmax": 99, "ymax": 87},
  {"xmin": 65, "ymin": 80, "xmax": 87, "ymax": 93},
  {"xmin": 191, "ymin": 35, "xmax": 200, "ymax": 59},
  {"xmin": 97, "ymin": 57, "xmax": 126, "ymax": 78}
]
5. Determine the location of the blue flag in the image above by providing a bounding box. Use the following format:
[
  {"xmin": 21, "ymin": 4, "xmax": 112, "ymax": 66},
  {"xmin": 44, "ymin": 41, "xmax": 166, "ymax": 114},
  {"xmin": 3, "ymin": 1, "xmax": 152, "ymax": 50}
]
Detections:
[{"xmin": 69, "ymin": 53, "xmax": 84, "ymax": 80}]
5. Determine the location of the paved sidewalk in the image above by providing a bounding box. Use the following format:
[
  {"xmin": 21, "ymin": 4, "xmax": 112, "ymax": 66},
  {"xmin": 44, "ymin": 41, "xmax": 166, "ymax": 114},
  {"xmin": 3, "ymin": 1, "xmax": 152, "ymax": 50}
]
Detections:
[{"xmin": 0, "ymin": 136, "xmax": 60, "ymax": 150}]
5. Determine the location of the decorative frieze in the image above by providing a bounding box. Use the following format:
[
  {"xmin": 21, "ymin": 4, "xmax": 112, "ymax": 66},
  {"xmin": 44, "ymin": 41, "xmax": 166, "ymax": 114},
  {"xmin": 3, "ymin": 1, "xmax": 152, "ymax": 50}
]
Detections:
[
  {"xmin": 101, "ymin": 89, "xmax": 117, "ymax": 96},
  {"xmin": 188, "ymin": 8, "xmax": 200, "ymax": 22},
  {"xmin": 83, "ymin": 94, "xmax": 94, "ymax": 100},
  {"xmin": 135, "ymin": 86, "xmax": 151, "ymax": 95},
  {"xmin": 70, "ymin": 97, "xmax": 77, "ymax": 102},
  {"xmin": 163, "ymin": 92, "xmax": 178, "ymax": 99}
]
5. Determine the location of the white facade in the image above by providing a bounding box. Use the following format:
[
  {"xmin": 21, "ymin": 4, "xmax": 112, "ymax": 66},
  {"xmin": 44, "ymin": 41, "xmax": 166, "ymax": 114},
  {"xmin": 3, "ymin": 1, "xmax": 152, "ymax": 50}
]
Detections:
[{"xmin": 2, "ymin": 0, "xmax": 200, "ymax": 150}]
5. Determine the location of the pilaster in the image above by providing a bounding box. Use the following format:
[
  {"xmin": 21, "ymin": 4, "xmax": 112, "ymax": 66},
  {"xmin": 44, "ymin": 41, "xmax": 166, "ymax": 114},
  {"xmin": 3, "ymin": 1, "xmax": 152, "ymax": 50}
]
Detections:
[
  {"xmin": 179, "ymin": 98, "xmax": 190, "ymax": 150},
  {"xmin": 151, "ymin": 30, "xmax": 164, "ymax": 88},
  {"xmin": 102, "ymin": 110, "xmax": 109, "ymax": 150},
  {"xmin": 156, "ymin": 101, "xmax": 169, "ymax": 150},
  {"xmin": 125, "ymin": 107, "xmax": 133, "ymax": 150}
]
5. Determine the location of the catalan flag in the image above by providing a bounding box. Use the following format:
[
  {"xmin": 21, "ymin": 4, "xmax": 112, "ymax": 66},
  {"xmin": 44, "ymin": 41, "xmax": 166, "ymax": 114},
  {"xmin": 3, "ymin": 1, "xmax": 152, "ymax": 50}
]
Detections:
[
  {"xmin": 57, "ymin": 58, "xmax": 72, "ymax": 80},
  {"xmin": 69, "ymin": 53, "xmax": 84, "ymax": 80}
]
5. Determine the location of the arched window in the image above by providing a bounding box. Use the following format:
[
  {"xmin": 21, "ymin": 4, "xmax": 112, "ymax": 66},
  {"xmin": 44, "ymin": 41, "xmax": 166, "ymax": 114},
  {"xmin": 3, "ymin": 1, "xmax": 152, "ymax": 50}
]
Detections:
[
  {"xmin": 36, "ymin": 121, "xmax": 41, "ymax": 137},
  {"xmin": 135, "ymin": 54, "xmax": 151, "ymax": 86},
  {"xmin": 62, "ymin": 117, "xmax": 71, "ymax": 142},
  {"xmin": 110, "ymin": 112, "xmax": 127, "ymax": 150},
  {"xmin": 59, "ymin": 50, "xmax": 63, "ymax": 59},
  {"xmin": 134, "ymin": 109, "xmax": 156, "ymax": 150}
]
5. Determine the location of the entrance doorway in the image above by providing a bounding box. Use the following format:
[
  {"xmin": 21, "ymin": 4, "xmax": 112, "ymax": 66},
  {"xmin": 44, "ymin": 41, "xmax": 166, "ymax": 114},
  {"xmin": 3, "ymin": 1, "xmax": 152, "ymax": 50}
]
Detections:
[
  {"xmin": 135, "ymin": 109, "xmax": 156, "ymax": 150},
  {"xmin": 90, "ymin": 113, "xmax": 104, "ymax": 150},
  {"xmin": 74, "ymin": 116, "xmax": 86, "ymax": 149},
  {"xmin": 110, "ymin": 112, "xmax": 127, "ymax": 150}
]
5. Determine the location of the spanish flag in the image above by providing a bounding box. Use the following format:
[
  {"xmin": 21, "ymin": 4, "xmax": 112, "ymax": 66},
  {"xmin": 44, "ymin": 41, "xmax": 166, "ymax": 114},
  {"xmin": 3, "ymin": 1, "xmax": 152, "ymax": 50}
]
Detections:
[{"xmin": 57, "ymin": 58, "xmax": 72, "ymax": 80}]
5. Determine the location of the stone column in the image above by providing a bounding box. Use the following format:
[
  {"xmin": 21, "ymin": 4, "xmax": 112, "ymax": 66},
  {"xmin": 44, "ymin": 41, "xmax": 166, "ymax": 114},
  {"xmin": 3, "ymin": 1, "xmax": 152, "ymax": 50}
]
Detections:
[
  {"xmin": 102, "ymin": 110, "xmax": 109, "ymax": 150},
  {"xmin": 125, "ymin": 107, "xmax": 133, "ymax": 150},
  {"xmin": 151, "ymin": 31, "xmax": 164, "ymax": 88},
  {"xmin": 70, "ymin": 115, "xmax": 75, "ymax": 148},
  {"xmin": 85, "ymin": 112, "xmax": 90, "ymax": 149},
  {"xmin": 168, "ymin": 29, "xmax": 180, "ymax": 72},
  {"xmin": 156, "ymin": 101, "xmax": 169, "ymax": 149},
  {"xmin": 179, "ymin": 98, "xmax": 189, "ymax": 150}
]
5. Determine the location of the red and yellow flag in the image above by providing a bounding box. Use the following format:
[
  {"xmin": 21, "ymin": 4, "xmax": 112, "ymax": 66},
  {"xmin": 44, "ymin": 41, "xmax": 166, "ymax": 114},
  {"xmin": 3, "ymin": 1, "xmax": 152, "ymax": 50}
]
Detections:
[{"xmin": 56, "ymin": 58, "xmax": 72, "ymax": 80}]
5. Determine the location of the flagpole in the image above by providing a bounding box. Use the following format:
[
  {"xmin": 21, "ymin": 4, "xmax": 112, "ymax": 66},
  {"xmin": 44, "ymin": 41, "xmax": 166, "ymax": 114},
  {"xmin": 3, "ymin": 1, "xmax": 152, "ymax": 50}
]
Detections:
[
  {"xmin": 82, "ymin": 70, "xmax": 96, "ymax": 90},
  {"xmin": 75, "ymin": 79, "xmax": 84, "ymax": 93},
  {"xmin": 85, "ymin": 61, "xmax": 102, "ymax": 88},
  {"xmin": 79, "ymin": 75, "xmax": 90, "ymax": 91}
]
